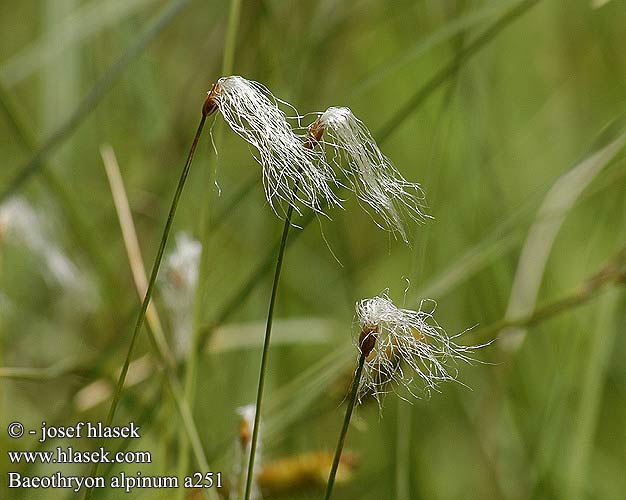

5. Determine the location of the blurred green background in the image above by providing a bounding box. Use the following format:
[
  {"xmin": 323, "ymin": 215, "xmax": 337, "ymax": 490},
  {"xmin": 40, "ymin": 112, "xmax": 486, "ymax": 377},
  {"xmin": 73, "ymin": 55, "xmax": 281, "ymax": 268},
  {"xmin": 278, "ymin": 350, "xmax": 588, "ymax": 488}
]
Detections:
[{"xmin": 1, "ymin": 0, "xmax": 625, "ymax": 499}]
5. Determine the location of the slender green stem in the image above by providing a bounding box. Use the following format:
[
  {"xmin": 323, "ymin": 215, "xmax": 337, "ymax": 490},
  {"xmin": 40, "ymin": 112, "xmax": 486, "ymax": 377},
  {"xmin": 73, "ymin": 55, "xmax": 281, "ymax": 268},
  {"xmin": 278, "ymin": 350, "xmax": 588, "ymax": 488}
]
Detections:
[
  {"xmin": 565, "ymin": 292, "xmax": 620, "ymax": 500},
  {"xmin": 474, "ymin": 243, "xmax": 626, "ymax": 342},
  {"xmin": 243, "ymin": 203, "xmax": 295, "ymax": 500},
  {"xmin": 83, "ymin": 114, "xmax": 206, "ymax": 500},
  {"xmin": 105, "ymin": 114, "xmax": 206, "ymax": 429},
  {"xmin": 324, "ymin": 351, "xmax": 367, "ymax": 500}
]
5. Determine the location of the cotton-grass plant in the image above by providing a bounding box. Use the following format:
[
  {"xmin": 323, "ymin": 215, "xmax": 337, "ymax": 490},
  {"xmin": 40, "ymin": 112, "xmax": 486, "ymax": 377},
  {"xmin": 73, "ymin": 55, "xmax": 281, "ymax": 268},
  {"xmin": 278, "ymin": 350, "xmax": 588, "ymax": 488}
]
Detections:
[
  {"xmin": 233, "ymin": 88, "xmax": 432, "ymax": 500},
  {"xmin": 207, "ymin": 79, "xmax": 433, "ymax": 500},
  {"xmin": 206, "ymin": 76, "xmax": 342, "ymax": 500},
  {"xmin": 308, "ymin": 106, "xmax": 430, "ymax": 242},
  {"xmin": 95, "ymin": 75, "xmax": 341, "ymax": 500},
  {"xmin": 208, "ymin": 76, "xmax": 340, "ymax": 215},
  {"xmin": 323, "ymin": 291, "xmax": 486, "ymax": 500},
  {"xmin": 99, "ymin": 75, "xmax": 431, "ymax": 500},
  {"xmin": 159, "ymin": 232, "xmax": 202, "ymax": 359},
  {"xmin": 102, "ymin": 76, "xmax": 333, "ymax": 433},
  {"xmin": 355, "ymin": 292, "xmax": 483, "ymax": 405},
  {"xmin": 0, "ymin": 196, "xmax": 94, "ymax": 300}
]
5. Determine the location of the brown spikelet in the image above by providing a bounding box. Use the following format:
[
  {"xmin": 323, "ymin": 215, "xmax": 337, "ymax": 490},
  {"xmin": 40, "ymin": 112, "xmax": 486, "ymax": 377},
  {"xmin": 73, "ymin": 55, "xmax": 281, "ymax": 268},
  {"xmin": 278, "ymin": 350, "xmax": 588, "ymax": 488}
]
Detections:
[
  {"xmin": 304, "ymin": 118, "xmax": 325, "ymax": 149},
  {"xmin": 359, "ymin": 324, "xmax": 379, "ymax": 358},
  {"xmin": 202, "ymin": 83, "xmax": 220, "ymax": 117}
]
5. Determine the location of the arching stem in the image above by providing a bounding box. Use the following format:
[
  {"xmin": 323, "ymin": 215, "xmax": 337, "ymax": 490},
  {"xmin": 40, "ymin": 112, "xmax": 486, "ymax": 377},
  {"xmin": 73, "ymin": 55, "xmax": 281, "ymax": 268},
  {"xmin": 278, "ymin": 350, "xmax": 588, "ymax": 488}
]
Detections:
[
  {"xmin": 243, "ymin": 202, "xmax": 295, "ymax": 500},
  {"xmin": 324, "ymin": 351, "xmax": 367, "ymax": 500},
  {"xmin": 83, "ymin": 111, "xmax": 208, "ymax": 500}
]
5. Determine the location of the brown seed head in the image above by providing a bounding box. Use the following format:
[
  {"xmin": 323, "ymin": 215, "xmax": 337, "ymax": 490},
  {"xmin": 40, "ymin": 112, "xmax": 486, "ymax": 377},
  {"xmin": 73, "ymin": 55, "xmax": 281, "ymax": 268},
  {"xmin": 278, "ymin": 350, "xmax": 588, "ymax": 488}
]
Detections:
[
  {"xmin": 202, "ymin": 83, "xmax": 220, "ymax": 117},
  {"xmin": 359, "ymin": 324, "xmax": 378, "ymax": 357},
  {"xmin": 303, "ymin": 118, "xmax": 325, "ymax": 149}
]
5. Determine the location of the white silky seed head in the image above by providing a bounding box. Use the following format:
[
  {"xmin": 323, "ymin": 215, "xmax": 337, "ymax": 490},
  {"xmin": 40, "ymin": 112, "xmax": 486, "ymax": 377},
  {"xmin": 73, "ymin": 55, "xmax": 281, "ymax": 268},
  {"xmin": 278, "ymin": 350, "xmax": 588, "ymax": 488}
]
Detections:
[
  {"xmin": 0, "ymin": 197, "xmax": 89, "ymax": 294},
  {"xmin": 355, "ymin": 292, "xmax": 483, "ymax": 405},
  {"xmin": 317, "ymin": 107, "xmax": 430, "ymax": 242},
  {"xmin": 213, "ymin": 76, "xmax": 341, "ymax": 215},
  {"xmin": 160, "ymin": 232, "xmax": 201, "ymax": 359}
]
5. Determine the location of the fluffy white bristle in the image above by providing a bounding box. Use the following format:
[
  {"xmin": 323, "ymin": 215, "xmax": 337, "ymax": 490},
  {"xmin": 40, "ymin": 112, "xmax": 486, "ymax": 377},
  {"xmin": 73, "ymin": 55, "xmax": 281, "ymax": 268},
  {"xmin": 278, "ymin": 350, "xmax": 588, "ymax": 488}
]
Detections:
[
  {"xmin": 355, "ymin": 292, "xmax": 484, "ymax": 405},
  {"xmin": 160, "ymin": 232, "xmax": 202, "ymax": 358},
  {"xmin": 317, "ymin": 106, "xmax": 430, "ymax": 242},
  {"xmin": 214, "ymin": 76, "xmax": 340, "ymax": 216}
]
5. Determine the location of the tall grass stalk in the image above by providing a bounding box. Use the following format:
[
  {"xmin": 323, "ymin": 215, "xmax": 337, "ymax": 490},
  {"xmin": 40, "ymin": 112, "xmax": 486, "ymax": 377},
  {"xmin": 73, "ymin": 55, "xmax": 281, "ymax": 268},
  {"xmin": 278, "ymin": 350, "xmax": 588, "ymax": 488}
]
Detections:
[
  {"xmin": 104, "ymin": 114, "xmax": 206, "ymax": 430},
  {"xmin": 100, "ymin": 144, "xmax": 173, "ymax": 365},
  {"xmin": 324, "ymin": 351, "xmax": 367, "ymax": 500},
  {"xmin": 100, "ymin": 144, "xmax": 215, "ymax": 490},
  {"xmin": 243, "ymin": 202, "xmax": 295, "ymax": 500},
  {"xmin": 501, "ymin": 132, "xmax": 626, "ymax": 351},
  {"xmin": 83, "ymin": 113, "xmax": 208, "ymax": 500},
  {"xmin": 564, "ymin": 259, "xmax": 623, "ymax": 498}
]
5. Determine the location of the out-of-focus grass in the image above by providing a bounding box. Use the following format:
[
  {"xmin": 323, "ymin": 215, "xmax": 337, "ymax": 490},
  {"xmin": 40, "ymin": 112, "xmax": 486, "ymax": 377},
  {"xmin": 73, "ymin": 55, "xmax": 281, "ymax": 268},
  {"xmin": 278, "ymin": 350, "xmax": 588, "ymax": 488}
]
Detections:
[{"xmin": 1, "ymin": 1, "xmax": 626, "ymax": 499}]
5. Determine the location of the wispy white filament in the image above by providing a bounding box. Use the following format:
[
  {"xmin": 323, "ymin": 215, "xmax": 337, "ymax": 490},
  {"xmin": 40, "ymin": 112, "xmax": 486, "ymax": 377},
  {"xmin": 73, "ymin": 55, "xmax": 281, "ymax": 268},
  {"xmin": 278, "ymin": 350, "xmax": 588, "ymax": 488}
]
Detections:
[
  {"xmin": 0, "ymin": 197, "xmax": 88, "ymax": 293},
  {"xmin": 355, "ymin": 292, "xmax": 483, "ymax": 405},
  {"xmin": 159, "ymin": 232, "xmax": 201, "ymax": 358},
  {"xmin": 316, "ymin": 107, "xmax": 429, "ymax": 242},
  {"xmin": 213, "ymin": 76, "xmax": 340, "ymax": 215}
]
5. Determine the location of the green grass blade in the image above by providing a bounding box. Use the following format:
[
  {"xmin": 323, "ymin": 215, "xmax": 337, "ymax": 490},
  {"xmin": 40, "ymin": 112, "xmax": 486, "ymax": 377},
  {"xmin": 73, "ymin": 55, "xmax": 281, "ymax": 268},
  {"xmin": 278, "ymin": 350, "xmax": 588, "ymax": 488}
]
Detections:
[{"xmin": 0, "ymin": 0, "xmax": 192, "ymax": 203}]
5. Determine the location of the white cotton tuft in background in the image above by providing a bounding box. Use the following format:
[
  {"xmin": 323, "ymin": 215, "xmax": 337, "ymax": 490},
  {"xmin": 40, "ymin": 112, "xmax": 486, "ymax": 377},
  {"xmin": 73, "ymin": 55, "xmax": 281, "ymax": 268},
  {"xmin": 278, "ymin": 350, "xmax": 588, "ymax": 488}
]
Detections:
[
  {"xmin": 0, "ymin": 196, "xmax": 95, "ymax": 299},
  {"xmin": 159, "ymin": 232, "xmax": 202, "ymax": 359}
]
